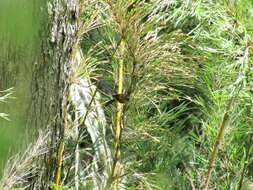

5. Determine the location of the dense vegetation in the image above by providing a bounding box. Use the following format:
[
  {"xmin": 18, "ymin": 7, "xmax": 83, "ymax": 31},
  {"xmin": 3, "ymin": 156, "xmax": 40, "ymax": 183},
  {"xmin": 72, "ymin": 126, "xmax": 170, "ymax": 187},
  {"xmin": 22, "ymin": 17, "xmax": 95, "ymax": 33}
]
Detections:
[{"xmin": 1, "ymin": 0, "xmax": 253, "ymax": 189}]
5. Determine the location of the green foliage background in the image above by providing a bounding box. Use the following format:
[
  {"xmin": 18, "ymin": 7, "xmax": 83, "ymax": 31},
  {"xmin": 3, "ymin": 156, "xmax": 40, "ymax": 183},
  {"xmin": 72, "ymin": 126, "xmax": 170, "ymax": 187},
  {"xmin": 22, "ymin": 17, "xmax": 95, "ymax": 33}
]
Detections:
[
  {"xmin": 0, "ymin": 0, "xmax": 45, "ymax": 176},
  {"xmin": 86, "ymin": 0, "xmax": 253, "ymax": 189}
]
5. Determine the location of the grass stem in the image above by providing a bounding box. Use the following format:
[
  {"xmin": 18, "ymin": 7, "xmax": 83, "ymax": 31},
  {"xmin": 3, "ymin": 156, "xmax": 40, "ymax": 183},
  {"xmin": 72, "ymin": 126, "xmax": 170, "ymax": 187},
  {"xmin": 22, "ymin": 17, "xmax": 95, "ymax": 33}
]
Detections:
[{"xmin": 111, "ymin": 38, "xmax": 125, "ymax": 188}]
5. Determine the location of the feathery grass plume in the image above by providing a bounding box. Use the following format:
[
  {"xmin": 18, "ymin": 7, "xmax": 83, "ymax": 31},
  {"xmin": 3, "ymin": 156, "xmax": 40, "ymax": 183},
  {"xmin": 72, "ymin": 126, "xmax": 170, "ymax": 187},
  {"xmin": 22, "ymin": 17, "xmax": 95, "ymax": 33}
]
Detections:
[
  {"xmin": 0, "ymin": 130, "xmax": 50, "ymax": 189},
  {"xmin": 88, "ymin": 0, "xmax": 202, "ymax": 189},
  {"xmin": 0, "ymin": 88, "xmax": 13, "ymax": 120},
  {"xmin": 93, "ymin": 0, "xmax": 153, "ymax": 188},
  {"xmin": 91, "ymin": 0, "xmax": 165, "ymax": 188},
  {"xmin": 125, "ymin": 3, "xmax": 201, "ymax": 190}
]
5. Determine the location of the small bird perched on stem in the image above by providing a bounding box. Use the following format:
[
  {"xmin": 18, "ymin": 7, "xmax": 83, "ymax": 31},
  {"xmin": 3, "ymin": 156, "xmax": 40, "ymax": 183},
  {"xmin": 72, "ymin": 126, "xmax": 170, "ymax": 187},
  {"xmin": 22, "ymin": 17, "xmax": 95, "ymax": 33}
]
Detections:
[{"xmin": 104, "ymin": 93, "xmax": 130, "ymax": 106}]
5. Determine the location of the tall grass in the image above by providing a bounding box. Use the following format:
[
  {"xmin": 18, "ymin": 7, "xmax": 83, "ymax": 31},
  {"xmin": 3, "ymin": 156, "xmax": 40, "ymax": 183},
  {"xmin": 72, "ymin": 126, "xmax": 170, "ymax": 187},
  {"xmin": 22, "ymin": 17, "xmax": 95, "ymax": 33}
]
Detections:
[{"xmin": 1, "ymin": 0, "xmax": 253, "ymax": 189}]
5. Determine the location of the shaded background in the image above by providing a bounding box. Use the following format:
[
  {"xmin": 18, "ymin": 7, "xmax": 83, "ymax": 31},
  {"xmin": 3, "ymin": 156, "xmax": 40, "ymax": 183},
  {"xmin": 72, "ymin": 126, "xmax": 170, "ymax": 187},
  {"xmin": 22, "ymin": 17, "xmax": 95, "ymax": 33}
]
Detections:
[{"xmin": 0, "ymin": 0, "xmax": 45, "ymax": 176}]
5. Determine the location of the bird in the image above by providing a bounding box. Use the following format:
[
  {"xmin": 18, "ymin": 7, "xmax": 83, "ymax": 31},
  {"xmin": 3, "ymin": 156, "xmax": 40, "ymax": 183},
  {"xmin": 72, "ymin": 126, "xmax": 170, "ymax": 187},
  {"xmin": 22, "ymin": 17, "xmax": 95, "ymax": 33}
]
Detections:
[
  {"xmin": 113, "ymin": 93, "xmax": 130, "ymax": 103},
  {"xmin": 104, "ymin": 93, "xmax": 130, "ymax": 106}
]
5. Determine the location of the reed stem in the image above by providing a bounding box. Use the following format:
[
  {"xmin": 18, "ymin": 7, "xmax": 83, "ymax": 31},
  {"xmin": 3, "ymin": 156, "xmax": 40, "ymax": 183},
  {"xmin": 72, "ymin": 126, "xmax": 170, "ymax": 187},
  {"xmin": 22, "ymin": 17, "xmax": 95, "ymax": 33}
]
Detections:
[
  {"xmin": 201, "ymin": 111, "xmax": 229, "ymax": 190},
  {"xmin": 55, "ymin": 104, "xmax": 68, "ymax": 187},
  {"xmin": 111, "ymin": 39, "xmax": 125, "ymax": 187}
]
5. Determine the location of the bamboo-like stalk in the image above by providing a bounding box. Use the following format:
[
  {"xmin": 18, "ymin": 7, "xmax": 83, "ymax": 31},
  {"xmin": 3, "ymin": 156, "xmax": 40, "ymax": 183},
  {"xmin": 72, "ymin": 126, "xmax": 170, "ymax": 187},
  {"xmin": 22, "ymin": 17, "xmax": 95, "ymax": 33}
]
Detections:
[
  {"xmin": 111, "ymin": 39, "xmax": 125, "ymax": 186},
  {"xmin": 201, "ymin": 111, "xmax": 229, "ymax": 190},
  {"xmin": 202, "ymin": 47, "xmax": 249, "ymax": 189},
  {"xmin": 55, "ymin": 104, "xmax": 68, "ymax": 187},
  {"xmin": 55, "ymin": 141, "xmax": 64, "ymax": 187}
]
